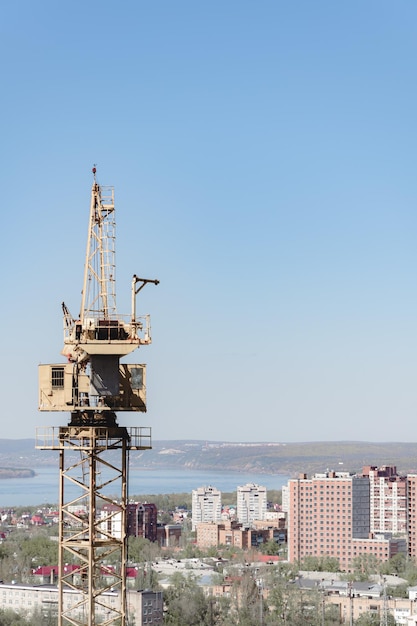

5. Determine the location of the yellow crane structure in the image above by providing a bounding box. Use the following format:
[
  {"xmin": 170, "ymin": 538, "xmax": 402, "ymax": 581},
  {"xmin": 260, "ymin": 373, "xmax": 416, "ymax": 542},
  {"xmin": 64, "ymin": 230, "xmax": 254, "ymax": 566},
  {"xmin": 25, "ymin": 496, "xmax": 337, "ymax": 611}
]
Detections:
[{"xmin": 37, "ymin": 168, "xmax": 159, "ymax": 626}]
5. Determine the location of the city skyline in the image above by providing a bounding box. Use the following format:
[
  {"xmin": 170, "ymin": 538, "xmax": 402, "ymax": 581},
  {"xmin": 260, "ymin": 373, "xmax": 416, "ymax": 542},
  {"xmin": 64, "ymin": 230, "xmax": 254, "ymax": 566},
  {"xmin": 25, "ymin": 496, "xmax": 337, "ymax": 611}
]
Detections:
[{"xmin": 2, "ymin": 2, "xmax": 417, "ymax": 442}]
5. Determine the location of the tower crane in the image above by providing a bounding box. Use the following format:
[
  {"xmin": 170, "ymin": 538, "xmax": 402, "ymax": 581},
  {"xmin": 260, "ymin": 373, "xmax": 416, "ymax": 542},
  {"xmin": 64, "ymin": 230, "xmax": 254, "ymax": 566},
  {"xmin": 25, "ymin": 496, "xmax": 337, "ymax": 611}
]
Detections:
[{"xmin": 37, "ymin": 168, "xmax": 159, "ymax": 626}]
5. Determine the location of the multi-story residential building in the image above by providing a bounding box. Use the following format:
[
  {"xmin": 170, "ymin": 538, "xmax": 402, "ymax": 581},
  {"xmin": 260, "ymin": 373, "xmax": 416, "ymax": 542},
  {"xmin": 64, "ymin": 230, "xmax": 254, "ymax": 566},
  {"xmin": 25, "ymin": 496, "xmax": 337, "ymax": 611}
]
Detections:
[
  {"xmin": 100, "ymin": 502, "xmax": 158, "ymax": 541},
  {"xmin": 288, "ymin": 471, "xmax": 361, "ymax": 570},
  {"xmin": 362, "ymin": 465, "xmax": 407, "ymax": 535},
  {"xmin": 218, "ymin": 521, "xmax": 249, "ymax": 550},
  {"xmin": 0, "ymin": 583, "xmax": 163, "ymax": 625},
  {"xmin": 127, "ymin": 503, "xmax": 158, "ymax": 542},
  {"xmin": 197, "ymin": 520, "xmax": 250, "ymax": 549},
  {"xmin": 287, "ymin": 471, "xmax": 405, "ymax": 571},
  {"xmin": 195, "ymin": 522, "xmax": 222, "ymax": 548},
  {"xmin": 192, "ymin": 485, "xmax": 222, "ymax": 530},
  {"xmin": 252, "ymin": 514, "xmax": 287, "ymax": 543},
  {"xmin": 281, "ymin": 485, "xmax": 289, "ymax": 513},
  {"xmin": 236, "ymin": 483, "xmax": 267, "ymax": 525},
  {"xmin": 195, "ymin": 520, "xmax": 283, "ymax": 550},
  {"xmin": 407, "ymin": 474, "xmax": 417, "ymax": 560}
]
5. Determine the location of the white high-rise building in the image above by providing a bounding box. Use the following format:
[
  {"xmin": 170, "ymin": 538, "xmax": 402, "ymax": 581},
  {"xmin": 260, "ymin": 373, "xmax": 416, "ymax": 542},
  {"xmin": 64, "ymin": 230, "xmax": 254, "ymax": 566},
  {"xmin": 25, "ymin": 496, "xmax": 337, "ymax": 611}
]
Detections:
[
  {"xmin": 281, "ymin": 485, "xmax": 289, "ymax": 513},
  {"xmin": 192, "ymin": 485, "xmax": 222, "ymax": 530},
  {"xmin": 237, "ymin": 483, "xmax": 267, "ymax": 525},
  {"xmin": 361, "ymin": 465, "xmax": 407, "ymax": 535}
]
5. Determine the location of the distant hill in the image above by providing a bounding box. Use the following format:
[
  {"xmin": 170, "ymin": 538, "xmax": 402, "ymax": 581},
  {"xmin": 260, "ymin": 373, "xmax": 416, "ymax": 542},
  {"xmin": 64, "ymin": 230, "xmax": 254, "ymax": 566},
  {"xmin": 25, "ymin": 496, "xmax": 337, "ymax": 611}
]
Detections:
[{"xmin": 1, "ymin": 439, "xmax": 417, "ymax": 478}]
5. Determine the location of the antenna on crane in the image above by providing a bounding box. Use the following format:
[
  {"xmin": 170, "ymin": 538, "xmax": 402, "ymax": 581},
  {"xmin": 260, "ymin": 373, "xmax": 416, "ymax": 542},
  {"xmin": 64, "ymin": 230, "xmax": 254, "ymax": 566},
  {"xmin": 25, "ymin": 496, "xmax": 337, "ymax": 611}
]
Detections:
[{"xmin": 37, "ymin": 169, "xmax": 159, "ymax": 626}]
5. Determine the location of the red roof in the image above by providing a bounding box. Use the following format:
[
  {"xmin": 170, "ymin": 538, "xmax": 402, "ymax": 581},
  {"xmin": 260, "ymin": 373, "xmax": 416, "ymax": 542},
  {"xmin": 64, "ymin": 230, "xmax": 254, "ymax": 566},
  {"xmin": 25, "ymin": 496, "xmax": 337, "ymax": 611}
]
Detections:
[
  {"xmin": 33, "ymin": 564, "xmax": 138, "ymax": 577},
  {"xmin": 254, "ymin": 554, "xmax": 280, "ymax": 563},
  {"xmin": 32, "ymin": 566, "xmax": 58, "ymax": 576},
  {"xmin": 126, "ymin": 567, "xmax": 139, "ymax": 578},
  {"xmin": 62, "ymin": 565, "xmax": 80, "ymax": 574}
]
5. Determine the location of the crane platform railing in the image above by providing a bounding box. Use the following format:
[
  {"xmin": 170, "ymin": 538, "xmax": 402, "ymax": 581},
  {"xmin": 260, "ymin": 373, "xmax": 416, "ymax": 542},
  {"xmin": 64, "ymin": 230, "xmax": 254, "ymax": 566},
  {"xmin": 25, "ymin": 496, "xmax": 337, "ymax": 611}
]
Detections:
[
  {"xmin": 63, "ymin": 314, "xmax": 152, "ymax": 344},
  {"xmin": 35, "ymin": 426, "xmax": 152, "ymax": 451}
]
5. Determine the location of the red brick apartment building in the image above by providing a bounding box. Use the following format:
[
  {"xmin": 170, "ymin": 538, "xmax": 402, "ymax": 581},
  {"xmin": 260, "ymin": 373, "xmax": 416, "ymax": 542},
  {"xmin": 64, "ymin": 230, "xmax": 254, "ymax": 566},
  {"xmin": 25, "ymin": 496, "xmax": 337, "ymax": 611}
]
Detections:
[
  {"xmin": 127, "ymin": 503, "xmax": 157, "ymax": 542},
  {"xmin": 287, "ymin": 471, "xmax": 405, "ymax": 571}
]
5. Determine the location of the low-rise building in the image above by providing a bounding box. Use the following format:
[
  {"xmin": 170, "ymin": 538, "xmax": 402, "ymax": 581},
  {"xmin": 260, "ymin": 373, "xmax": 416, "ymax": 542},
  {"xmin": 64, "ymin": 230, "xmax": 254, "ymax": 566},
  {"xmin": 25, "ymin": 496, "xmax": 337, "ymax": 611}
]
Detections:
[
  {"xmin": 156, "ymin": 523, "xmax": 182, "ymax": 547},
  {"xmin": 196, "ymin": 519, "xmax": 285, "ymax": 550}
]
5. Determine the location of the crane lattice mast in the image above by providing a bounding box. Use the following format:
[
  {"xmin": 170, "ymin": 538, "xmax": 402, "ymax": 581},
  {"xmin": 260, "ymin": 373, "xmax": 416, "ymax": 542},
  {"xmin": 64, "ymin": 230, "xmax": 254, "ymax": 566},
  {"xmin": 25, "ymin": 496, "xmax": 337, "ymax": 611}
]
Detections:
[{"xmin": 37, "ymin": 169, "xmax": 159, "ymax": 626}]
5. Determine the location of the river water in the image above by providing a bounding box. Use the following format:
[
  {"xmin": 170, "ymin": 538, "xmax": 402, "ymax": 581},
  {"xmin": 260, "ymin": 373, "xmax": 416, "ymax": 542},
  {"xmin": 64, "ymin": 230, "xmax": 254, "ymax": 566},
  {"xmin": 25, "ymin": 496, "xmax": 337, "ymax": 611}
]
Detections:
[{"xmin": 0, "ymin": 467, "xmax": 290, "ymax": 508}]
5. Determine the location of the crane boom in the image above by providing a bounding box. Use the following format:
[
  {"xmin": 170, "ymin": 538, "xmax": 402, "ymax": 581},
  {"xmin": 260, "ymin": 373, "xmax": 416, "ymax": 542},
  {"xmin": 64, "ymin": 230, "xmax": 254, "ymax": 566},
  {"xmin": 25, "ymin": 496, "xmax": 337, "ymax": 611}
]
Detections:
[{"xmin": 80, "ymin": 167, "xmax": 116, "ymax": 324}]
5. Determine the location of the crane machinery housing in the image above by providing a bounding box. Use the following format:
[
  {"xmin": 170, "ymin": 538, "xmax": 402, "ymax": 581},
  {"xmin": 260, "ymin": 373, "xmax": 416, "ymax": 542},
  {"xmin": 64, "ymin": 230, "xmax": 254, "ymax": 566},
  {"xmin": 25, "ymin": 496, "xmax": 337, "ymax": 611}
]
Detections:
[{"xmin": 37, "ymin": 168, "xmax": 159, "ymax": 626}]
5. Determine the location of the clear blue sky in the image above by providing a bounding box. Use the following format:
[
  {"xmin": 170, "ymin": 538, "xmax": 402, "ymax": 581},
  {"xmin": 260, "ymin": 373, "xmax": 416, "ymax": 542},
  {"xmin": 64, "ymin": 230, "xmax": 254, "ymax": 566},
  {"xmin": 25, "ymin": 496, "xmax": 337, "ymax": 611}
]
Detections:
[{"xmin": 2, "ymin": 1, "xmax": 417, "ymax": 442}]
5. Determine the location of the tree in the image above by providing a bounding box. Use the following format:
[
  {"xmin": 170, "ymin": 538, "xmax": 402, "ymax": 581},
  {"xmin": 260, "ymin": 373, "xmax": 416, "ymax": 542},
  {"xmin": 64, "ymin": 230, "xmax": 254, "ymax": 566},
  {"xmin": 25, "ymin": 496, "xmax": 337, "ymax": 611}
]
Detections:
[
  {"xmin": 351, "ymin": 553, "xmax": 380, "ymax": 581},
  {"xmin": 0, "ymin": 530, "xmax": 58, "ymax": 583},
  {"xmin": 159, "ymin": 511, "xmax": 173, "ymax": 524},
  {"xmin": 259, "ymin": 540, "xmax": 280, "ymax": 556},
  {"xmin": 0, "ymin": 608, "xmax": 31, "ymax": 625},
  {"xmin": 402, "ymin": 559, "xmax": 417, "ymax": 586},
  {"xmin": 264, "ymin": 574, "xmax": 288, "ymax": 624},
  {"xmin": 355, "ymin": 610, "xmax": 395, "ymax": 625},
  {"xmin": 127, "ymin": 536, "xmax": 160, "ymax": 564},
  {"xmin": 19, "ymin": 534, "xmax": 58, "ymax": 567},
  {"xmin": 164, "ymin": 572, "xmax": 214, "ymax": 625},
  {"xmin": 231, "ymin": 570, "xmax": 260, "ymax": 624},
  {"xmin": 28, "ymin": 607, "xmax": 56, "ymax": 626},
  {"xmin": 321, "ymin": 556, "xmax": 340, "ymax": 573},
  {"xmin": 380, "ymin": 552, "xmax": 406, "ymax": 576},
  {"xmin": 301, "ymin": 555, "xmax": 339, "ymax": 572}
]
